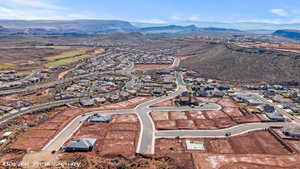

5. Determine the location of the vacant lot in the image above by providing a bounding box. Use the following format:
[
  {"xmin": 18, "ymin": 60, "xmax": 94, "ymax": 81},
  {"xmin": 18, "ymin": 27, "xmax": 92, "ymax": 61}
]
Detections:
[
  {"xmin": 73, "ymin": 114, "xmax": 140, "ymax": 157},
  {"xmin": 151, "ymin": 97, "xmax": 261, "ymax": 130},
  {"xmin": 156, "ymin": 130, "xmax": 292, "ymax": 169},
  {"xmin": 155, "ymin": 130, "xmax": 294, "ymax": 169},
  {"xmin": 8, "ymin": 108, "xmax": 83, "ymax": 151}
]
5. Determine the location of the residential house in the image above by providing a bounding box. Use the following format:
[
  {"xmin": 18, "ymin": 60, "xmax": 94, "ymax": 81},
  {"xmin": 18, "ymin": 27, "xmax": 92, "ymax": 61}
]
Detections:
[
  {"xmin": 80, "ymin": 99, "xmax": 95, "ymax": 107},
  {"xmin": 90, "ymin": 114, "xmax": 112, "ymax": 123},
  {"xmin": 282, "ymin": 125, "xmax": 300, "ymax": 139},
  {"xmin": 196, "ymin": 91, "xmax": 208, "ymax": 97},
  {"xmin": 266, "ymin": 111, "xmax": 285, "ymax": 122},
  {"xmin": 257, "ymin": 105, "xmax": 275, "ymax": 113},
  {"xmin": 65, "ymin": 138, "xmax": 97, "ymax": 152}
]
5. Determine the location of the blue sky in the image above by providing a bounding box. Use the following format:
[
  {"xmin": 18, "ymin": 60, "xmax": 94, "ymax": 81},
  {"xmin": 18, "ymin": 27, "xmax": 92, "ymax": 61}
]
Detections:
[{"xmin": 0, "ymin": 0, "xmax": 299, "ymax": 24}]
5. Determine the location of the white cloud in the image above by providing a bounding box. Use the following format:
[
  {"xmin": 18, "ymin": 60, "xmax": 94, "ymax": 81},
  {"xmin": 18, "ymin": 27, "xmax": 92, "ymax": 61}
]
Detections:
[
  {"xmin": 239, "ymin": 19, "xmax": 282, "ymax": 24},
  {"xmin": 170, "ymin": 15, "xmax": 201, "ymax": 22},
  {"xmin": 135, "ymin": 19, "xmax": 166, "ymax": 24},
  {"xmin": 0, "ymin": 0, "xmax": 72, "ymax": 19},
  {"xmin": 270, "ymin": 8, "xmax": 288, "ymax": 17},
  {"xmin": 187, "ymin": 16, "xmax": 201, "ymax": 21}
]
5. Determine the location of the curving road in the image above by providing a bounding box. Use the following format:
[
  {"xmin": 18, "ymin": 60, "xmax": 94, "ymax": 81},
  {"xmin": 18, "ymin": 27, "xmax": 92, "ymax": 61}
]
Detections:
[
  {"xmin": 42, "ymin": 109, "xmax": 134, "ymax": 151},
  {"xmin": 156, "ymin": 122, "xmax": 287, "ymax": 138},
  {"xmin": 1, "ymin": 57, "xmax": 292, "ymax": 155}
]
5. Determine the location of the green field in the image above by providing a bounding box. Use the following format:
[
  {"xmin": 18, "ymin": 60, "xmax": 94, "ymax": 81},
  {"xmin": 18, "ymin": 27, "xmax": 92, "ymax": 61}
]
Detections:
[
  {"xmin": 0, "ymin": 64, "xmax": 16, "ymax": 69},
  {"xmin": 45, "ymin": 58, "xmax": 80, "ymax": 67},
  {"xmin": 45, "ymin": 49, "xmax": 88, "ymax": 61},
  {"xmin": 44, "ymin": 54, "xmax": 94, "ymax": 67},
  {"xmin": 35, "ymin": 46, "xmax": 71, "ymax": 50},
  {"xmin": 79, "ymin": 54, "xmax": 93, "ymax": 59},
  {"xmin": 95, "ymin": 48, "xmax": 105, "ymax": 53}
]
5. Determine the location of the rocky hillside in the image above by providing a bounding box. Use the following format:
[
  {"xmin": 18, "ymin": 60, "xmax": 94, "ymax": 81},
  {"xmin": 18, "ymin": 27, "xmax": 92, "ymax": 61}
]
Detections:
[
  {"xmin": 181, "ymin": 43, "xmax": 300, "ymax": 84},
  {"xmin": 273, "ymin": 30, "xmax": 300, "ymax": 41}
]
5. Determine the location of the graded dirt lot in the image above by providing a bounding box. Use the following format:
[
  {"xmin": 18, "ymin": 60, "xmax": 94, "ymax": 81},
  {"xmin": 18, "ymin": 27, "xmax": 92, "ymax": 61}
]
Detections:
[
  {"xmin": 193, "ymin": 154, "xmax": 300, "ymax": 169},
  {"xmin": 8, "ymin": 108, "xmax": 83, "ymax": 151},
  {"xmin": 72, "ymin": 114, "xmax": 140, "ymax": 157},
  {"xmin": 0, "ymin": 88, "xmax": 53, "ymax": 104},
  {"xmin": 155, "ymin": 130, "xmax": 294, "ymax": 169},
  {"xmin": 151, "ymin": 98, "xmax": 175, "ymax": 107},
  {"xmin": 151, "ymin": 97, "xmax": 262, "ymax": 130},
  {"xmin": 156, "ymin": 131, "xmax": 291, "ymax": 155}
]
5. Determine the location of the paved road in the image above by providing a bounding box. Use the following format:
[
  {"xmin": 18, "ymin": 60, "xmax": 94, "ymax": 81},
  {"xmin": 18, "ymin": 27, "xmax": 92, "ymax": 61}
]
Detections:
[
  {"xmin": 169, "ymin": 57, "xmax": 180, "ymax": 69},
  {"xmin": 0, "ymin": 69, "xmax": 129, "ymax": 96},
  {"xmin": 0, "ymin": 98, "xmax": 80, "ymax": 124},
  {"xmin": 156, "ymin": 122, "xmax": 287, "ymax": 138},
  {"xmin": 253, "ymin": 94, "xmax": 300, "ymax": 124},
  {"xmin": 0, "ymin": 64, "xmax": 135, "ymax": 124},
  {"xmin": 4, "ymin": 57, "xmax": 291, "ymax": 155},
  {"xmin": 135, "ymin": 71, "xmax": 187, "ymax": 154},
  {"xmin": 42, "ymin": 59, "xmax": 190, "ymax": 154},
  {"xmin": 42, "ymin": 109, "xmax": 134, "ymax": 151}
]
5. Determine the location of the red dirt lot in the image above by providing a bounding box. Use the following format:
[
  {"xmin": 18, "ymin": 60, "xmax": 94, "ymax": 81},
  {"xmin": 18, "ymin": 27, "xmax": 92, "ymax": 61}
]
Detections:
[
  {"xmin": 217, "ymin": 98, "xmax": 239, "ymax": 108},
  {"xmin": 209, "ymin": 139, "xmax": 234, "ymax": 154},
  {"xmin": 176, "ymin": 119, "xmax": 196, "ymax": 129},
  {"xmin": 151, "ymin": 111, "xmax": 170, "ymax": 121},
  {"xmin": 156, "ymin": 131, "xmax": 294, "ymax": 169},
  {"xmin": 223, "ymin": 107, "xmax": 243, "ymax": 117},
  {"xmin": 187, "ymin": 111, "xmax": 206, "ymax": 120},
  {"xmin": 151, "ymin": 97, "xmax": 262, "ymax": 130},
  {"xmin": 72, "ymin": 114, "xmax": 140, "ymax": 157},
  {"xmin": 194, "ymin": 119, "xmax": 217, "ymax": 129},
  {"xmin": 10, "ymin": 137, "xmax": 50, "ymax": 151},
  {"xmin": 205, "ymin": 110, "xmax": 228, "ymax": 119},
  {"xmin": 156, "ymin": 120, "xmax": 177, "ymax": 130},
  {"xmin": 155, "ymin": 131, "xmax": 300, "ymax": 169},
  {"xmin": 151, "ymin": 99, "xmax": 175, "ymax": 107},
  {"xmin": 8, "ymin": 108, "xmax": 83, "ymax": 151},
  {"xmin": 169, "ymin": 111, "xmax": 188, "ymax": 120},
  {"xmin": 193, "ymin": 154, "xmax": 300, "ymax": 169},
  {"xmin": 156, "ymin": 131, "xmax": 291, "ymax": 155}
]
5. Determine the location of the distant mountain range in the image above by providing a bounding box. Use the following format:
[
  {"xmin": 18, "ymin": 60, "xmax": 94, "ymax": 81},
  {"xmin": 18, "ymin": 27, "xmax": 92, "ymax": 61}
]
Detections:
[
  {"xmin": 0, "ymin": 20, "xmax": 244, "ymax": 35},
  {"xmin": 0, "ymin": 19, "xmax": 299, "ymax": 37},
  {"xmin": 273, "ymin": 30, "xmax": 300, "ymax": 40},
  {"xmin": 133, "ymin": 21, "xmax": 300, "ymax": 31},
  {"xmin": 0, "ymin": 20, "xmax": 137, "ymax": 34}
]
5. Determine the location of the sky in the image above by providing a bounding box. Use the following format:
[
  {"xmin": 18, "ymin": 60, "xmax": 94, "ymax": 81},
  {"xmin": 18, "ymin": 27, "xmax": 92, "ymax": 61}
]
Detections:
[{"xmin": 0, "ymin": 0, "xmax": 300, "ymax": 24}]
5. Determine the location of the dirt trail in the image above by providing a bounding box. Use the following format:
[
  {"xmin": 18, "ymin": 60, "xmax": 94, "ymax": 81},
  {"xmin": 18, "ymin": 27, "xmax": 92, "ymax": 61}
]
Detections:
[{"xmin": 58, "ymin": 63, "xmax": 82, "ymax": 80}]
